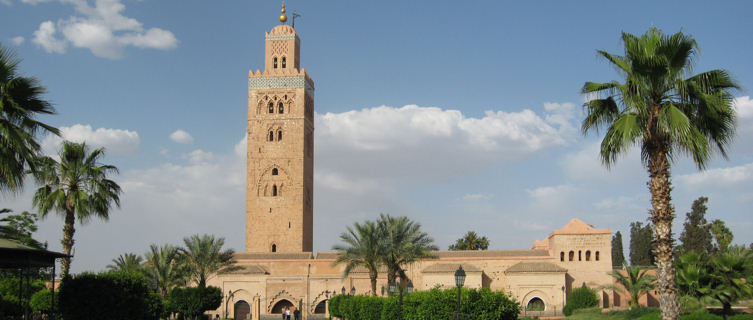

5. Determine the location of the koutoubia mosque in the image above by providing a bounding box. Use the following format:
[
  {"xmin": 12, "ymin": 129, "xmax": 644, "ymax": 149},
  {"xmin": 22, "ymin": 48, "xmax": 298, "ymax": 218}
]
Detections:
[{"xmin": 207, "ymin": 4, "xmax": 616, "ymax": 319}]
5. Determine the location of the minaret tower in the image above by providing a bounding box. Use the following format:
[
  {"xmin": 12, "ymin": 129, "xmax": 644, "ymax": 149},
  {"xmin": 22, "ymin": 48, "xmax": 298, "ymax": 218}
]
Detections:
[{"xmin": 246, "ymin": 2, "xmax": 314, "ymax": 253}]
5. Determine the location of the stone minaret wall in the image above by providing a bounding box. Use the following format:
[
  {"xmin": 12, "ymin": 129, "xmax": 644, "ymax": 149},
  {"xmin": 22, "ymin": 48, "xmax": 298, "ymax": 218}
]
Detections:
[{"xmin": 246, "ymin": 24, "xmax": 314, "ymax": 253}]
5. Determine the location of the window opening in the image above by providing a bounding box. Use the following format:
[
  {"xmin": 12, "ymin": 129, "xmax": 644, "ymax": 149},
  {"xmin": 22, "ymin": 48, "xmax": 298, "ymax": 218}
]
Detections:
[
  {"xmin": 278, "ymin": 130, "xmax": 283, "ymax": 141},
  {"xmin": 560, "ymin": 252, "xmax": 564, "ymax": 262},
  {"xmin": 586, "ymin": 250, "xmax": 591, "ymax": 261},
  {"xmin": 278, "ymin": 102, "xmax": 284, "ymax": 114},
  {"xmin": 269, "ymin": 131, "xmax": 274, "ymax": 142},
  {"xmin": 578, "ymin": 250, "xmax": 582, "ymax": 261},
  {"xmin": 568, "ymin": 251, "xmax": 574, "ymax": 261},
  {"xmin": 272, "ymin": 185, "xmax": 278, "ymax": 196},
  {"xmin": 281, "ymin": 56, "xmax": 286, "ymax": 68},
  {"xmin": 272, "ymin": 168, "xmax": 278, "ymax": 175},
  {"xmin": 288, "ymin": 222, "xmax": 291, "ymax": 228},
  {"xmin": 526, "ymin": 297, "xmax": 545, "ymax": 311},
  {"xmin": 273, "ymin": 57, "xmax": 278, "ymax": 68},
  {"xmin": 268, "ymin": 102, "xmax": 274, "ymax": 114},
  {"xmin": 271, "ymin": 244, "xmax": 277, "ymax": 252},
  {"xmin": 595, "ymin": 251, "xmax": 600, "ymax": 261}
]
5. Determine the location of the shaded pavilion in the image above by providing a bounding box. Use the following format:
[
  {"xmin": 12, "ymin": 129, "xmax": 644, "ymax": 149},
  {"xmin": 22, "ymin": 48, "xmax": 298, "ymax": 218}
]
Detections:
[{"xmin": 0, "ymin": 238, "xmax": 69, "ymax": 319}]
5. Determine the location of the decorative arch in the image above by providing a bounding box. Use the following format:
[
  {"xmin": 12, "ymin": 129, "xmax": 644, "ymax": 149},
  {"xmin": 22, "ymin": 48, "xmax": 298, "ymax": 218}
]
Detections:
[
  {"xmin": 268, "ymin": 101, "xmax": 274, "ymax": 114},
  {"xmin": 271, "ymin": 243, "xmax": 277, "ymax": 252},
  {"xmin": 273, "ymin": 56, "xmax": 278, "ymax": 69},
  {"xmin": 522, "ymin": 290, "xmax": 548, "ymax": 312},
  {"xmin": 234, "ymin": 300, "xmax": 251, "ymax": 320},
  {"xmin": 310, "ymin": 291, "xmax": 331, "ymax": 314},
  {"xmin": 256, "ymin": 164, "xmax": 291, "ymax": 197},
  {"xmin": 281, "ymin": 56, "xmax": 287, "ymax": 68},
  {"xmin": 267, "ymin": 290, "xmax": 297, "ymax": 313},
  {"xmin": 278, "ymin": 101, "xmax": 284, "ymax": 114},
  {"xmin": 314, "ymin": 300, "xmax": 327, "ymax": 314}
]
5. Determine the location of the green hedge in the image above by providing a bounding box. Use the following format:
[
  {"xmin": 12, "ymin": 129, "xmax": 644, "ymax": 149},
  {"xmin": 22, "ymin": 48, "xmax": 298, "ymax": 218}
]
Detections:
[
  {"xmin": 563, "ymin": 285, "xmax": 599, "ymax": 316},
  {"xmin": 329, "ymin": 287, "xmax": 519, "ymax": 320},
  {"xmin": 59, "ymin": 271, "xmax": 163, "ymax": 320},
  {"xmin": 167, "ymin": 285, "xmax": 222, "ymax": 320}
]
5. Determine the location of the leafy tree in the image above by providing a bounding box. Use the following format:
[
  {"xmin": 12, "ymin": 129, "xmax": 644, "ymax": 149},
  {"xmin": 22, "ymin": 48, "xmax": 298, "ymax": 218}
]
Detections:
[
  {"xmin": 711, "ymin": 219, "xmax": 733, "ymax": 253},
  {"xmin": 29, "ymin": 289, "xmax": 57, "ymax": 318},
  {"xmin": 630, "ymin": 221, "xmax": 654, "ymax": 266},
  {"xmin": 0, "ymin": 44, "xmax": 59, "ymax": 194},
  {"xmin": 107, "ymin": 252, "xmax": 144, "ymax": 273},
  {"xmin": 679, "ymin": 197, "xmax": 713, "ymax": 256},
  {"xmin": 332, "ymin": 219, "xmax": 383, "ymax": 296},
  {"xmin": 0, "ymin": 209, "xmax": 44, "ymax": 249},
  {"xmin": 143, "ymin": 244, "xmax": 187, "ymax": 298},
  {"xmin": 180, "ymin": 234, "xmax": 236, "ymax": 288},
  {"xmin": 448, "ymin": 231, "xmax": 489, "ymax": 250},
  {"xmin": 377, "ymin": 214, "xmax": 437, "ymax": 289},
  {"xmin": 32, "ymin": 141, "xmax": 122, "ymax": 277},
  {"xmin": 167, "ymin": 286, "xmax": 222, "ymax": 320},
  {"xmin": 58, "ymin": 271, "xmax": 162, "ymax": 320},
  {"xmin": 612, "ymin": 231, "xmax": 626, "ymax": 268},
  {"xmin": 563, "ymin": 284, "xmax": 600, "ymax": 316},
  {"xmin": 603, "ymin": 264, "xmax": 657, "ymax": 309},
  {"xmin": 582, "ymin": 27, "xmax": 739, "ymax": 320},
  {"xmin": 676, "ymin": 252, "xmax": 709, "ymax": 298}
]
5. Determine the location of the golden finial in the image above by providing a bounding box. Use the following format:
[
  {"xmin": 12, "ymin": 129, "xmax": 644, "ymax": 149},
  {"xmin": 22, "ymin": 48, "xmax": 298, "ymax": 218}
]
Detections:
[{"xmin": 279, "ymin": 1, "xmax": 288, "ymax": 23}]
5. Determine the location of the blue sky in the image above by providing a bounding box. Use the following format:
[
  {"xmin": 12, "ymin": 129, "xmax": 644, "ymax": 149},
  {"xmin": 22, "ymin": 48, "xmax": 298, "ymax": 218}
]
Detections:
[{"xmin": 2, "ymin": 0, "xmax": 752, "ymax": 273}]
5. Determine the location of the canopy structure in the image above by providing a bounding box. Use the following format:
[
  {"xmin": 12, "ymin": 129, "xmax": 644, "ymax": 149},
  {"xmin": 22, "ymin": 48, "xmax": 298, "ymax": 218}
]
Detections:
[{"xmin": 0, "ymin": 238, "xmax": 69, "ymax": 320}]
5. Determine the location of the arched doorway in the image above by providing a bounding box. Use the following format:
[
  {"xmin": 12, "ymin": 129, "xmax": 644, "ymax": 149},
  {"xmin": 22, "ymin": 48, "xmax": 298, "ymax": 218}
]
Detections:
[
  {"xmin": 234, "ymin": 300, "xmax": 250, "ymax": 320},
  {"xmin": 314, "ymin": 300, "xmax": 327, "ymax": 314},
  {"xmin": 271, "ymin": 299, "xmax": 295, "ymax": 315},
  {"xmin": 526, "ymin": 297, "xmax": 546, "ymax": 311}
]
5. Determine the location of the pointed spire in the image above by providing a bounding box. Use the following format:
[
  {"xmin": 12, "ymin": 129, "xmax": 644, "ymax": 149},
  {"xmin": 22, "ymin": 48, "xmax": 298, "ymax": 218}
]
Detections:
[{"xmin": 279, "ymin": 1, "xmax": 288, "ymax": 24}]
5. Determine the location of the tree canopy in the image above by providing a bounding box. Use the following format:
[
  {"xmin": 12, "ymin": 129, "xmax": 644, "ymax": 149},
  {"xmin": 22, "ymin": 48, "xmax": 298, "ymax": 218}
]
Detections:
[{"xmin": 448, "ymin": 231, "xmax": 489, "ymax": 251}]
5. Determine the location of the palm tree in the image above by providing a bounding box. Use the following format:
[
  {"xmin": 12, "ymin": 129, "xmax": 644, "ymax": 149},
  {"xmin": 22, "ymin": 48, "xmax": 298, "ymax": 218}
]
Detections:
[
  {"xmin": 448, "ymin": 231, "xmax": 489, "ymax": 250},
  {"xmin": 106, "ymin": 252, "xmax": 143, "ymax": 273},
  {"xmin": 0, "ymin": 44, "xmax": 59, "ymax": 193},
  {"xmin": 179, "ymin": 234, "xmax": 236, "ymax": 287},
  {"xmin": 700, "ymin": 248, "xmax": 753, "ymax": 320},
  {"xmin": 676, "ymin": 252, "xmax": 708, "ymax": 299},
  {"xmin": 603, "ymin": 264, "xmax": 657, "ymax": 309},
  {"xmin": 377, "ymin": 214, "xmax": 437, "ymax": 289},
  {"xmin": 143, "ymin": 244, "xmax": 187, "ymax": 298},
  {"xmin": 32, "ymin": 141, "xmax": 121, "ymax": 277},
  {"xmin": 332, "ymin": 220, "xmax": 383, "ymax": 296},
  {"xmin": 581, "ymin": 28, "xmax": 739, "ymax": 320}
]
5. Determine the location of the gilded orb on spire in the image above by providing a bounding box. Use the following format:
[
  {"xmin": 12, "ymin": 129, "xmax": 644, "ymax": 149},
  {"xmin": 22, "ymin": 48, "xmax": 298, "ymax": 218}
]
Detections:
[{"xmin": 279, "ymin": 1, "xmax": 288, "ymax": 23}]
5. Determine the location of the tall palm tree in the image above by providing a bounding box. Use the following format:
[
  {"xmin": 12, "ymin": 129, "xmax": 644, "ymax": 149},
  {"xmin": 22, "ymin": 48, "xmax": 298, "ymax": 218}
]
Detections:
[
  {"xmin": 448, "ymin": 231, "xmax": 489, "ymax": 250},
  {"xmin": 582, "ymin": 28, "xmax": 739, "ymax": 320},
  {"xmin": 603, "ymin": 264, "xmax": 657, "ymax": 309},
  {"xmin": 107, "ymin": 252, "xmax": 143, "ymax": 273},
  {"xmin": 0, "ymin": 44, "xmax": 59, "ymax": 193},
  {"xmin": 32, "ymin": 141, "xmax": 121, "ymax": 277},
  {"xmin": 143, "ymin": 244, "xmax": 187, "ymax": 298},
  {"xmin": 180, "ymin": 234, "xmax": 236, "ymax": 287},
  {"xmin": 377, "ymin": 214, "xmax": 437, "ymax": 288},
  {"xmin": 332, "ymin": 220, "xmax": 383, "ymax": 296}
]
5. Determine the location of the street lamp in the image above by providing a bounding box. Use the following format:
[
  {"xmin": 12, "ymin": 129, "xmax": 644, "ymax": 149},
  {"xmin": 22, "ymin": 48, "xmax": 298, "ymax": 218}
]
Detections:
[
  {"xmin": 224, "ymin": 290, "xmax": 235, "ymax": 319},
  {"xmin": 407, "ymin": 281, "xmax": 414, "ymax": 294},
  {"xmin": 341, "ymin": 286, "xmax": 346, "ymax": 295},
  {"xmin": 454, "ymin": 265, "xmax": 466, "ymax": 320},
  {"xmin": 350, "ymin": 286, "xmax": 356, "ymax": 295},
  {"xmin": 561, "ymin": 285, "xmax": 566, "ymax": 315},
  {"xmin": 388, "ymin": 280, "xmax": 396, "ymax": 297}
]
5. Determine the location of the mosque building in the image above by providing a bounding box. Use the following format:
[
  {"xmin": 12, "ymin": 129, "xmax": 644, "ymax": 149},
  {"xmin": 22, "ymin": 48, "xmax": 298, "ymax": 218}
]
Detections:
[{"xmin": 207, "ymin": 4, "xmax": 615, "ymax": 320}]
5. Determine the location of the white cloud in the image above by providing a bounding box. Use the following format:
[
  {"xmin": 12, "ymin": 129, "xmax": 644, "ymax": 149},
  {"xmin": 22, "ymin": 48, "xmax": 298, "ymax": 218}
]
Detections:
[
  {"xmin": 169, "ymin": 129, "xmax": 194, "ymax": 144},
  {"xmin": 187, "ymin": 149, "xmax": 214, "ymax": 164},
  {"xmin": 41, "ymin": 124, "xmax": 140, "ymax": 155},
  {"xmin": 316, "ymin": 103, "xmax": 576, "ymax": 186},
  {"xmin": 10, "ymin": 36, "xmax": 24, "ymax": 45},
  {"xmin": 32, "ymin": 21, "xmax": 67, "ymax": 54},
  {"xmin": 735, "ymin": 96, "xmax": 753, "ymax": 119},
  {"xmin": 676, "ymin": 162, "xmax": 753, "ymax": 188},
  {"xmin": 26, "ymin": 0, "xmax": 177, "ymax": 59},
  {"xmin": 461, "ymin": 193, "xmax": 493, "ymax": 201},
  {"xmin": 526, "ymin": 184, "xmax": 576, "ymax": 200},
  {"xmin": 593, "ymin": 195, "xmax": 645, "ymax": 211}
]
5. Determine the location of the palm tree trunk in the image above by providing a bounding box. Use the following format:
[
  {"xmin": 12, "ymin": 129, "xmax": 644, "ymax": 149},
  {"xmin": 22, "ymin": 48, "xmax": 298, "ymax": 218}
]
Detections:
[
  {"xmin": 61, "ymin": 209, "xmax": 76, "ymax": 278},
  {"xmin": 648, "ymin": 148, "xmax": 680, "ymax": 320},
  {"xmin": 369, "ymin": 270, "xmax": 378, "ymax": 296}
]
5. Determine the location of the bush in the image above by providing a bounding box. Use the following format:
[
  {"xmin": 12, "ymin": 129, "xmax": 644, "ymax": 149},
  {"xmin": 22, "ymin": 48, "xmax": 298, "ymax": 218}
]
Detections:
[
  {"xmin": 680, "ymin": 296, "xmax": 705, "ymax": 315},
  {"xmin": 29, "ymin": 289, "xmax": 58, "ymax": 316},
  {"xmin": 167, "ymin": 286, "xmax": 222, "ymax": 320},
  {"xmin": 681, "ymin": 311, "xmax": 723, "ymax": 320},
  {"xmin": 729, "ymin": 315, "xmax": 753, "ymax": 320},
  {"xmin": 59, "ymin": 271, "xmax": 162, "ymax": 320},
  {"xmin": 563, "ymin": 284, "xmax": 599, "ymax": 316}
]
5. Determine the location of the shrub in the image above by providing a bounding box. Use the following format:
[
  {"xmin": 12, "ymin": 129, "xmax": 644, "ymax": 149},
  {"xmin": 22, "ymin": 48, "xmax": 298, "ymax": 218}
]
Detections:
[
  {"xmin": 29, "ymin": 289, "xmax": 58, "ymax": 317},
  {"xmin": 729, "ymin": 315, "xmax": 753, "ymax": 320},
  {"xmin": 563, "ymin": 284, "xmax": 599, "ymax": 316},
  {"xmin": 167, "ymin": 286, "xmax": 222, "ymax": 320},
  {"xmin": 680, "ymin": 295, "xmax": 705, "ymax": 315},
  {"xmin": 59, "ymin": 271, "xmax": 162, "ymax": 320},
  {"xmin": 681, "ymin": 311, "xmax": 723, "ymax": 320}
]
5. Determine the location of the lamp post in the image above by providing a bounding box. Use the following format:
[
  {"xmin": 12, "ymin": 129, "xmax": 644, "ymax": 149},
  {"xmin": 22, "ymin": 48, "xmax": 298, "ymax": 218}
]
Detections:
[
  {"xmin": 224, "ymin": 290, "xmax": 235, "ymax": 319},
  {"xmin": 454, "ymin": 265, "xmax": 466, "ymax": 320},
  {"xmin": 341, "ymin": 286, "xmax": 346, "ymax": 295},
  {"xmin": 350, "ymin": 286, "xmax": 356, "ymax": 296},
  {"xmin": 561, "ymin": 285, "xmax": 565, "ymax": 316}
]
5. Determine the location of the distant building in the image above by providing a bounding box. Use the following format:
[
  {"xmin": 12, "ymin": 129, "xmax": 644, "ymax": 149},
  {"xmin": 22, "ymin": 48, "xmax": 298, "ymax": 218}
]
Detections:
[{"xmin": 207, "ymin": 7, "xmax": 614, "ymax": 320}]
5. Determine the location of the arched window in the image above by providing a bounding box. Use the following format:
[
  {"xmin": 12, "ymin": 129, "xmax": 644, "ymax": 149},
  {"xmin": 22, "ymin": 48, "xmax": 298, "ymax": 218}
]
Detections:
[
  {"xmin": 595, "ymin": 251, "xmax": 600, "ymax": 261},
  {"xmin": 278, "ymin": 130, "xmax": 283, "ymax": 141},
  {"xmin": 268, "ymin": 131, "xmax": 274, "ymax": 142},
  {"xmin": 281, "ymin": 56, "xmax": 286, "ymax": 68},
  {"xmin": 578, "ymin": 250, "xmax": 582, "ymax": 261},
  {"xmin": 268, "ymin": 101, "xmax": 274, "ymax": 114},
  {"xmin": 568, "ymin": 251, "xmax": 574, "ymax": 261},
  {"xmin": 526, "ymin": 297, "xmax": 545, "ymax": 311},
  {"xmin": 272, "ymin": 185, "xmax": 278, "ymax": 196},
  {"xmin": 560, "ymin": 252, "xmax": 565, "ymax": 262},
  {"xmin": 278, "ymin": 101, "xmax": 284, "ymax": 114},
  {"xmin": 586, "ymin": 250, "xmax": 591, "ymax": 261},
  {"xmin": 272, "ymin": 168, "xmax": 278, "ymax": 175},
  {"xmin": 271, "ymin": 244, "xmax": 277, "ymax": 252},
  {"xmin": 273, "ymin": 57, "xmax": 278, "ymax": 68}
]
